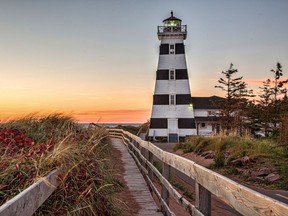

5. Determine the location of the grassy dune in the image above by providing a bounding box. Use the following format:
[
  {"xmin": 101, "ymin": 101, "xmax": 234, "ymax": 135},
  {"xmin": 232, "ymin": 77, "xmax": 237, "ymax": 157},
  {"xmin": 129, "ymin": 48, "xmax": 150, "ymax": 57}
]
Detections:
[
  {"xmin": 0, "ymin": 114, "xmax": 123, "ymax": 215},
  {"xmin": 174, "ymin": 136, "xmax": 288, "ymax": 189}
]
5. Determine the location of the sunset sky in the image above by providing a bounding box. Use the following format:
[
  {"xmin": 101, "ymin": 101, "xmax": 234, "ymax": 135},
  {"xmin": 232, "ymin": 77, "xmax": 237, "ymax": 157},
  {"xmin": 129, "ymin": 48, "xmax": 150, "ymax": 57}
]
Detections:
[{"xmin": 0, "ymin": 1, "xmax": 288, "ymax": 123}]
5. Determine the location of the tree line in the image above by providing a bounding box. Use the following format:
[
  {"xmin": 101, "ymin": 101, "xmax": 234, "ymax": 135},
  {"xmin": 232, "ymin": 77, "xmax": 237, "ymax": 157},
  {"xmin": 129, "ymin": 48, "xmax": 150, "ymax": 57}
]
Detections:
[{"xmin": 214, "ymin": 62, "xmax": 288, "ymax": 143}]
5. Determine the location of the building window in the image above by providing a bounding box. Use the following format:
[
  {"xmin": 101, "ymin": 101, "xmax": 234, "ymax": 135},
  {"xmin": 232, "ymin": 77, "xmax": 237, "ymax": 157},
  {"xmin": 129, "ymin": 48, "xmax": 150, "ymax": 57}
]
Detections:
[
  {"xmin": 170, "ymin": 94, "xmax": 176, "ymax": 105},
  {"xmin": 169, "ymin": 69, "xmax": 175, "ymax": 80},
  {"xmin": 200, "ymin": 123, "xmax": 206, "ymax": 128},
  {"xmin": 169, "ymin": 44, "xmax": 175, "ymax": 54}
]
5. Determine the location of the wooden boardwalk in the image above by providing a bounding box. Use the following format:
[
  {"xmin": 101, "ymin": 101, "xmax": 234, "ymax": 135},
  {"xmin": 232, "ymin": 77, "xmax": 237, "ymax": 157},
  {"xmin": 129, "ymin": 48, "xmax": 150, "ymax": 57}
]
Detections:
[{"xmin": 111, "ymin": 138, "xmax": 163, "ymax": 216}]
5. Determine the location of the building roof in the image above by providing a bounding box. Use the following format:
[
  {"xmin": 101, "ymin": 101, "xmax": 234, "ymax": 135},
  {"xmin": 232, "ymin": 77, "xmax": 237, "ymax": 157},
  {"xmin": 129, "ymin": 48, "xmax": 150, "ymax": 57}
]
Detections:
[
  {"xmin": 191, "ymin": 96, "xmax": 224, "ymax": 109},
  {"xmin": 163, "ymin": 11, "xmax": 182, "ymax": 22}
]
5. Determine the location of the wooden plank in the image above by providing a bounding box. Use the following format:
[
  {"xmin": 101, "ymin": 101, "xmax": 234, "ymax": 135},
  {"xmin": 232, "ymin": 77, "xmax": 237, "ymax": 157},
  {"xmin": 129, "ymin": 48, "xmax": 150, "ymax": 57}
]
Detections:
[
  {"xmin": 0, "ymin": 170, "xmax": 59, "ymax": 216},
  {"xmin": 195, "ymin": 183, "xmax": 211, "ymax": 216},
  {"xmin": 145, "ymin": 155, "xmax": 203, "ymax": 216},
  {"xmin": 112, "ymin": 131, "xmax": 203, "ymax": 216},
  {"xmin": 146, "ymin": 177, "xmax": 176, "ymax": 216},
  {"xmin": 161, "ymin": 163, "xmax": 171, "ymax": 207},
  {"xmin": 108, "ymin": 129, "xmax": 288, "ymax": 216},
  {"xmin": 111, "ymin": 138, "xmax": 162, "ymax": 216},
  {"xmin": 148, "ymin": 151, "xmax": 154, "ymax": 181}
]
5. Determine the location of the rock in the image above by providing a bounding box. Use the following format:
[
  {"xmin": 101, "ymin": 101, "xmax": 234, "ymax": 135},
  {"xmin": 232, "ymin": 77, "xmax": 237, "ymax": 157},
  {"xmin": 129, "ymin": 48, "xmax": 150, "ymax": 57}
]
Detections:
[
  {"xmin": 255, "ymin": 177, "xmax": 265, "ymax": 182},
  {"xmin": 204, "ymin": 153, "xmax": 214, "ymax": 159},
  {"xmin": 251, "ymin": 171, "xmax": 259, "ymax": 179},
  {"xmin": 230, "ymin": 156, "xmax": 255, "ymax": 167},
  {"xmin": 230, "ymin": 158, "xmax": 244, "ymax": 166},
  {"xmin": 241, "ymin": 156, "xmax": 251, "ymax": 163},
  {"xmin": 201, "ymin": 150, "xmax": 213, "ymax": 157},
  {"xmin": 223, "ymin": 151, "xmax": 230, "ymax": 158},
  {"xmin": 264, "ymin": 173, "xmax": 281, "ymax": 182},
  {"xmin": 201, "ymin": 151, "xmax": 214, "ymax": 159},
  {"xmin": 230, "ymin": 156, "xmax": 252, "ymax": 166},
  {"xmin": 257, "ymin": 167, "xmax": 273, "ymax": 177}
]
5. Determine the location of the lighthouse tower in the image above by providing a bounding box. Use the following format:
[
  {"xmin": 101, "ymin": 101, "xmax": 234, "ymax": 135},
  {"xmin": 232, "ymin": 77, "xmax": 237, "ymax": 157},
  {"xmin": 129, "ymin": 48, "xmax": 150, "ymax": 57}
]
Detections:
[{"xmin": 148, "ymin": 12, "xmax": 197, "ymax": 142}]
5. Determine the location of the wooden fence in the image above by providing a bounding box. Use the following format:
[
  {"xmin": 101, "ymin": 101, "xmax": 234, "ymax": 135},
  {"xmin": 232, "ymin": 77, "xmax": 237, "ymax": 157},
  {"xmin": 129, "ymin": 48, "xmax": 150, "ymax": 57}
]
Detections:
[
  {"xmin": 109, "ymin": 129, "xmax": 288, "ymax": 216},
  {"xmin": 0, "ymin": 169, "xmax": 58, "ymax": 216}
]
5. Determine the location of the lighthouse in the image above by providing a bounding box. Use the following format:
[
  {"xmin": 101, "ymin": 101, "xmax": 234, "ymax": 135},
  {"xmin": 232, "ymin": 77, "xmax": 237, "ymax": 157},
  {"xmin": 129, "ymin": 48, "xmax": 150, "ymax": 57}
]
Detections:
[{"xmin": 148, "ymin": 11, "xmax": 197, "ymax": 142}]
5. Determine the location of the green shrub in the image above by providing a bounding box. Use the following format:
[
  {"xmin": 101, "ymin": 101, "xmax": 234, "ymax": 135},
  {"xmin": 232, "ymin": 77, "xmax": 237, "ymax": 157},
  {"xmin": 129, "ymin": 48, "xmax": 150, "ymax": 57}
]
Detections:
[
  {"xmin": 224, "ymin": 167, "xmax": 239, "ymax": 175},
  {"xmin": 212, "ymin": 153, "xmax": 225, "ymax": 169}
]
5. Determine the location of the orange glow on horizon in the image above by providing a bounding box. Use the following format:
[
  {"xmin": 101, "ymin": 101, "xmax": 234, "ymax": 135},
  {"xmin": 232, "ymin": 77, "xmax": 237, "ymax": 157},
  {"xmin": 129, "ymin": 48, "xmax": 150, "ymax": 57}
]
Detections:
[{"xmin": 0, "ymin": 108, "xmax": 151, "ymax": 123}]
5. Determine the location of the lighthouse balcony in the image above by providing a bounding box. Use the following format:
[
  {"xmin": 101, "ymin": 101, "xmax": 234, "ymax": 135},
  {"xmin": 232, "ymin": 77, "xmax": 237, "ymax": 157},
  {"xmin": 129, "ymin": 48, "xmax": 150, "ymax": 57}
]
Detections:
[
  {"xmin": 158, "ymin": 25, "xmax": 187, "ymax": 33},
  {"xmin": 158, "ymin": 25, "xmax": 187, "ymax": 39}
]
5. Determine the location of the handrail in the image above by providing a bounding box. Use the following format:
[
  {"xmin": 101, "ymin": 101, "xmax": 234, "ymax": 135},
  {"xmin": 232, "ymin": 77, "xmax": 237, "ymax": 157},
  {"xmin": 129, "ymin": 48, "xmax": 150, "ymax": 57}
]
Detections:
[
  {"xmin": 109, "ymin": 129, "xmax": 288, "ymax": 216},
  {"xmin": 0, "ymin": 169, "xmax": 59, "ymax": 216}
]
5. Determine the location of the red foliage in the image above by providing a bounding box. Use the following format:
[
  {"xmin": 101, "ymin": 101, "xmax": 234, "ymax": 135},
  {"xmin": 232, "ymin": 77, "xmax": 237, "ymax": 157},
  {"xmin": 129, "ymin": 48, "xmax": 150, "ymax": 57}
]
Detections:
[{"xmin": 0, "ymin": 128, "xmax": 51, "ymax": 158}]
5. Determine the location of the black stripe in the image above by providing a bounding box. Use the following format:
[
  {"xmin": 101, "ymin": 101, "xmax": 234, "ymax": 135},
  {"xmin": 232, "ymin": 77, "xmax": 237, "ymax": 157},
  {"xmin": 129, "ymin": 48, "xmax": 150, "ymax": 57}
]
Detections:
[
  {"xmin": 175, "ymin": 69, "xmax": 188, "ymax": 79},
  {"xmin": 150, "ymin": 118, "xmax": 167, "ymax": 128},
  {"xmin": 176, "ymin": 94, "xmax": 191, "ymax": 104},
  {"xmin": 153, "ymin": 94, "xmax": 191, "ymax": 105},
  {"xmin": 175, "ymin": 43, "xmax": 185, "ymax": 54},
  {"xmin": 160, "ymin": 44, "xmax": 169, "ymax": 55},
  {"xmin": 156, "ymin": 69, "xmax": 188, "ymax": 80},
  {"xmin": 156, "ymin": 70, "xmax": 169, "ymax": 80},
  {"xmin": 153, "ymin": 94, "xmax": 169, "ymax": 105},
  {"xmin": 178, "ymin": 118, "xmax": 196, "ymax": 129}
]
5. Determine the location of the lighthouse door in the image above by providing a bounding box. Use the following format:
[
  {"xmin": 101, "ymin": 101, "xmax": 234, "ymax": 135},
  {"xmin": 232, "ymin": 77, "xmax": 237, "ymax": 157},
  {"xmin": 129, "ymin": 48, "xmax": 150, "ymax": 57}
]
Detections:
[{"xmin": 168, "ymin": 119, "xmax": 179, "ymax": 142}]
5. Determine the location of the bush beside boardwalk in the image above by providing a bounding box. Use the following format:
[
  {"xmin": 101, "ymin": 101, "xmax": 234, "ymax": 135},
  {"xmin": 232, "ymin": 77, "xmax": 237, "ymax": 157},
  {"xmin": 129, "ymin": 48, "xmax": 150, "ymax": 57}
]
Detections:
[{"xmin": 0, "ymin": 114, "xmax": 124, "ymax": 215}]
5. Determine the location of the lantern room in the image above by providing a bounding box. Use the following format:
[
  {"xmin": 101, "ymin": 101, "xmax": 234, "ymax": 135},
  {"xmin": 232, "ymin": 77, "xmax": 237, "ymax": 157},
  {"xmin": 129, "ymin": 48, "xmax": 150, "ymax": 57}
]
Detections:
[
  {"xmin": 157, "ymin": 11, "xmax": 187, "ymax": 39},
  {"xmin": 163, "ymin": 11, "xmax": 182, "ymax": 27}
]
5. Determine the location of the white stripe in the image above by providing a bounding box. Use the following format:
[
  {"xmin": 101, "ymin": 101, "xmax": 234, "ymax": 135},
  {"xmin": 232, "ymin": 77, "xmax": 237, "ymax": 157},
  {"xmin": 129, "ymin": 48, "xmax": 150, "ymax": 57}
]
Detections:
[
  {"xmin": 151, "ymin": 105, "xmax": 194, "ymax": 118},
  {"xmin": 155, "ymin": 80, "xmax": 191, "ymax": 94},
  {"xmin": 158, "ymin": 55, "xmax": 187, "ymax": 69},
  {"xmin": 276, "ymin": 194, "xmax": 288, "ymax": 200}
]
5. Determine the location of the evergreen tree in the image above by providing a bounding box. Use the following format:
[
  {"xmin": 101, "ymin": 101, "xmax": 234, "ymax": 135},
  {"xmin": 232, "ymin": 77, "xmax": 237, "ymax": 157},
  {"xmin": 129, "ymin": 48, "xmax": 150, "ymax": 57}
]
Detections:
[
  {"xmin": 256, "ymin": 62, "xmax": 288, "ymax": 137},
  {"xmin": 257, "ymin": 79, "xmax": 273, "ymax": 136},
  {"xmin": 215, "ymin": 63, "xmax": 253, "ymax": 135}
]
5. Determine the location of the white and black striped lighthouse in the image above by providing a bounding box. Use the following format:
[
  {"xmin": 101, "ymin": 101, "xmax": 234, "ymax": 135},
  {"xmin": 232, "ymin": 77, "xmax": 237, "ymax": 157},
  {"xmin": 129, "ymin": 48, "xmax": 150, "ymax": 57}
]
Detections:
[{"xmin": 148, "ymin": 11, "xmax": 197, "ymax": 142}]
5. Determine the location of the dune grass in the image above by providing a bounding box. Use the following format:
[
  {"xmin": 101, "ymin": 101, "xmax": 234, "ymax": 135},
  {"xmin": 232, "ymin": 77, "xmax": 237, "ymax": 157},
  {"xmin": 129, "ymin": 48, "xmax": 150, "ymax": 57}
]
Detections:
[{"xmin": 0, "ymin": 114, "xmax": 123, "ymax": 215}]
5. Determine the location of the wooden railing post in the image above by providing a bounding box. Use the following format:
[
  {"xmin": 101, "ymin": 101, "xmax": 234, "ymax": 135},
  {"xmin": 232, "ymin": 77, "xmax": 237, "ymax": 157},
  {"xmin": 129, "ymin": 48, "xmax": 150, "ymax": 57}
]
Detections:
[
  {"xmin": 195, "ymin": 182, "xmax": 211, "ymax": 216},
  {"xmin": 148, "ymin": 151, "xmax": 154, "ymax": 181},
  {"xmin": 161, "ymin": 163, "xmax": 171, "ymax": 212}
]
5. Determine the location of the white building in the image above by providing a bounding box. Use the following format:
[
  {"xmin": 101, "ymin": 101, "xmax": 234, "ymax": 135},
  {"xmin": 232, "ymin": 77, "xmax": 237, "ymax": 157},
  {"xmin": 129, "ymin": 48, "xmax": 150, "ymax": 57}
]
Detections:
[{"xmin": 148, "ymin": 12, "xmax": 222, "ymax": 142}]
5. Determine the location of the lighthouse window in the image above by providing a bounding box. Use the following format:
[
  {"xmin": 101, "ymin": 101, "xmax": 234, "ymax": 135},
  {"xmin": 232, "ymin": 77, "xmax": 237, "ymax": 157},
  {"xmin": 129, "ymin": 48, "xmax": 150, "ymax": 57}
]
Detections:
[
  {"xmin": 170, "ymin": 94, "xmax": 176, "ymax": 105},
  {"xmin": 169, "ymin": 70, "xmax": 175, "ymax": 80},
  {"xmin": 169, "ymin": 44, "xmax": 175, "ymax": 54}
]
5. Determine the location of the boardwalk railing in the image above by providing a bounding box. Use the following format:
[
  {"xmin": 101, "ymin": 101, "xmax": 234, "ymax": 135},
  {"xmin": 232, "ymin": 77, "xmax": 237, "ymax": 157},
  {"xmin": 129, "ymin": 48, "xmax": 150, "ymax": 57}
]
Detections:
[
  {"xmin": 109, "ymin": 129, "xmax": 288, "ymax": 216},
  {"xmin": 0, "ymin": 170, "xmax": 58, "ymax": 216}
]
